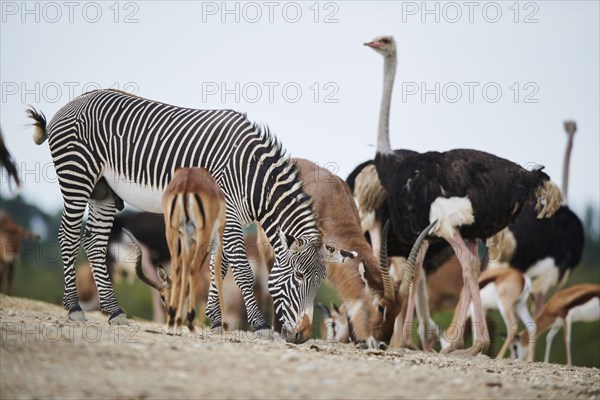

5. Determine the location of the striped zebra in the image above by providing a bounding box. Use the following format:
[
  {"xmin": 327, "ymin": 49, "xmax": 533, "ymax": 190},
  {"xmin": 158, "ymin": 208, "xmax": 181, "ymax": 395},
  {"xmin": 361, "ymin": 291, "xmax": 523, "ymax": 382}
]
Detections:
[{"xmin": 28, "ymin": 89, "xmax": 355, "ymax": 343}]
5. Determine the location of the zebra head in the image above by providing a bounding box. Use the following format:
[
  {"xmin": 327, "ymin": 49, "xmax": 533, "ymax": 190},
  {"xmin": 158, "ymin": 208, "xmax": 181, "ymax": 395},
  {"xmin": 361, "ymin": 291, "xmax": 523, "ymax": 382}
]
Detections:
[{"xmin": 269, "ymin": 230, "xmax": 357, "ymax": 344}]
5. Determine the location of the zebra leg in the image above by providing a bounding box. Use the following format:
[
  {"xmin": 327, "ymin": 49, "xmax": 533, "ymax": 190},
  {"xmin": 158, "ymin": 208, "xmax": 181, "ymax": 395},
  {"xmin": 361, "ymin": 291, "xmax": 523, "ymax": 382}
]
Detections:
[
  {"xmin": 81, "ymin": 197, "xmax": 127, "ymax": 324},
  {"xmin": 59, "ymin": 198, "xmax": 88, "ymax": 322},
  {"xmin": 205, "ymin": 252, "xmax": 228, "ymax": 328},
  {"xmin": 206, "ymin": 221, "xmax": 268, "ymax": 331}
]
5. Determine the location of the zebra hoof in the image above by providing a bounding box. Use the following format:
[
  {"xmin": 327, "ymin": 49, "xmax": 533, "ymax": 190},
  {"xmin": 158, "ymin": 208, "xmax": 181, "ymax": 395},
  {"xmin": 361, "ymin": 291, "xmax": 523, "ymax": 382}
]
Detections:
[
  {"xmin": 108, "ymin": 309, "xmax": 129, "ymax": 326},
  {"xmin": 253, "ymin": 326, "xmax": 273, "ymax": 341},
  {"xmin": 211, "ymin": 321, "xmax": 230, "ymax": 334},
  {"xmin": 67, "ymin": 305, "xmax": 86, "ymax": 322}
]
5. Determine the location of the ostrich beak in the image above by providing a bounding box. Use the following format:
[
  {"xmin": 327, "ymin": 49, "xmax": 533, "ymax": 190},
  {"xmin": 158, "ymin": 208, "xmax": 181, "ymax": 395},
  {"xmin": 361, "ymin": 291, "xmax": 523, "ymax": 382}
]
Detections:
[{"xmin": 364, "ymin": 41, "xmax": 382, "ymax": 49}]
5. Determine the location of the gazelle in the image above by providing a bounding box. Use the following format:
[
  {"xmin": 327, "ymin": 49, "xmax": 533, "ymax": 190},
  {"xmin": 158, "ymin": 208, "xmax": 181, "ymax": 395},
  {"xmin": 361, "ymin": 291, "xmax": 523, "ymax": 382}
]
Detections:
[
  {"xmin": 513, "ymin": 283, "xmax": 600, "ymax": 365},
  {"xmin": 317, "ymin": 303, "xmax": 350, "ymax": 343},
  {"xmin": 442, "ymin": 266, "xmax": 537, "ymax": 361},
  {"xmin": 0, "ymin": 211, "xmax": 38, "ymax": 295},
  {"xmin": 136, "ymin": 167, "xmax": 229, "ymax": 334}
]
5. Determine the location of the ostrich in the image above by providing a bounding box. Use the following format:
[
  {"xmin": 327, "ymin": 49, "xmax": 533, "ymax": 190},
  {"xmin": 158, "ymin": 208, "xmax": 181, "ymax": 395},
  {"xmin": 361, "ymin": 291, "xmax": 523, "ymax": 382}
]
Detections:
[
  {"xmin": 363, "ymin": 35, "xmax": 562, "ymax": 355},
  {"xmin": 487, "ymin": 121, "xmax": 585, "ymax": 315},
  {"xmin": 0, "ymin": 128, "xmax": 20, "ymax": 189}
]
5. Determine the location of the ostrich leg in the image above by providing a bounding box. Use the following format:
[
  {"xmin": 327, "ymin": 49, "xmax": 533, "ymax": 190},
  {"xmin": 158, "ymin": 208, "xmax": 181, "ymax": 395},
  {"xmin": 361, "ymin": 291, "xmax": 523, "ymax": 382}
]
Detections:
[
  {"xmin": 441, "ymin": 285, "xmax": 469, "ymax": 353},
  {"xmin": 448, "ymin": 233, "xmax": 489, "ymax": 356}
]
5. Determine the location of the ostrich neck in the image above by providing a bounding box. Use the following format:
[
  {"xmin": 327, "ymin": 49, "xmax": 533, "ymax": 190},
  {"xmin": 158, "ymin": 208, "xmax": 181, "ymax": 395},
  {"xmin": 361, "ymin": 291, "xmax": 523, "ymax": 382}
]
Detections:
[
  {"xmin": 377, "ymin": 55, "xmax": 396, "ymax": 154},
  {"xmin": 562, "ymin": 133, "xmax": 575, "ymax": 204}
]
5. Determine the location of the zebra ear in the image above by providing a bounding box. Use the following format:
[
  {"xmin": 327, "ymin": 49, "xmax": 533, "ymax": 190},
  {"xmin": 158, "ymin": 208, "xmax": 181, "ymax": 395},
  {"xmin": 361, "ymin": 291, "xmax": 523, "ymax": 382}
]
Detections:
[
  {"xmin": 320, "ymin": 244, "xmax": 358, "ymax": 263},
  {"xmin": 278, "ymin": 229, "xmax": 302, "ymax": 253}
]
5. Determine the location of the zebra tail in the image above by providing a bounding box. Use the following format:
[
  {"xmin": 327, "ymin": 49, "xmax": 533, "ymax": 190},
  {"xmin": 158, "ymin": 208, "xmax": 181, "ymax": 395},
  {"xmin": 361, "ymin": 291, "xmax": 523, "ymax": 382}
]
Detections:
[{"xmin": 26, "ymin": 106, "xmax": 48, "ymax": 145}]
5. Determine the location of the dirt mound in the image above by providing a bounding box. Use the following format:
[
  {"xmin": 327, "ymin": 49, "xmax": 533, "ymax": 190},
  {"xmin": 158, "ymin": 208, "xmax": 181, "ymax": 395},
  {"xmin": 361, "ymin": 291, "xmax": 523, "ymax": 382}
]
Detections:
[{"xmin": 1, "ymin": 295, "xmax": 599, "ymax": 399}]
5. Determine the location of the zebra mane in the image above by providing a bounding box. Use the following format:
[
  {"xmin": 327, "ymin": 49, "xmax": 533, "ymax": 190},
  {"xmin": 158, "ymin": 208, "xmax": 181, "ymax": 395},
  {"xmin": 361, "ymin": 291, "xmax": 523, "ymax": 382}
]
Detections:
[{"xmin": 251, "ymin": 120, "xmax": 320, "ymax": 239}]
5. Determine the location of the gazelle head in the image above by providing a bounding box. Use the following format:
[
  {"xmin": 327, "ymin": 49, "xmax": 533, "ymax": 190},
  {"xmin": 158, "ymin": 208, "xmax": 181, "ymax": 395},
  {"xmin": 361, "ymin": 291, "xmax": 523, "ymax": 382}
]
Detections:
[
  {"xmin": 511, "ymin": 333, "xmax": 529, "ymax": 360},
  {"xmin": 318, "ymin": 303, "xmax": 349, "ymax": 342},
  {"xmin": 123, "ymin": 228, "xmax": 173, "ymax": 313},
  {"xmin": 269, "ymin": 230, "xmax": 357, "ymax": 344}
]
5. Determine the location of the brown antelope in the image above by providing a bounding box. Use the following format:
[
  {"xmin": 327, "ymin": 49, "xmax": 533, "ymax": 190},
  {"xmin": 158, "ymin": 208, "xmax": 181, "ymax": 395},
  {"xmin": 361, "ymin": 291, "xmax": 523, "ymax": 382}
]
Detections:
[
  {"xmin": 286, "ymin": 159, "xmax": 429, "ymax": 348},
  {"xmin": 317, "ymin": 303, "xmax": 350, "ymax": 343},
  {"xmin": 513, "ymin": 283, "xmax": 600, "ymax": 365},
  {"xmin": 0, "ymin": 211, "xmax": 38, "ymax": 295},
  {"xmin": 442, "ymin": 267, "xmax": 536, "ymax": 361},
  {"xmin": 135, "ymin": 167, "xmax": 228, "ymax": 334}
]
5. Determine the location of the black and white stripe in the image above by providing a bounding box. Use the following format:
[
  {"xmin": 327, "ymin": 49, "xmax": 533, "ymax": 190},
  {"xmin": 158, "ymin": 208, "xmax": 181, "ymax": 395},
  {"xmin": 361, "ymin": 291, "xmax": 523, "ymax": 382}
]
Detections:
[{"xmin": 31, "ymin": 89, "xmax": 325, "ymax": 330}]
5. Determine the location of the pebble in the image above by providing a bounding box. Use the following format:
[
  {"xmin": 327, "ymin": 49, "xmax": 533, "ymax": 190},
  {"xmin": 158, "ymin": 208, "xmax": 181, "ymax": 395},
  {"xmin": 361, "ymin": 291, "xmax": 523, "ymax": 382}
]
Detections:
[
  {"xmin": 297, "ymin": 363, "xmax": 318, "ymax": 373},
  {"xmin": 281, "ymin": 351, "xmax": 299, "ymax": 362},
  {"xmin": 322, "ymin": 378, "xmax": 337, "ymax": 385},
  {"xmin": 7, "ymin": 310, "xmax": 16, "ymax": 317},
  {"xmin": 176, "ymin": 371, "xmax": 189, "ymax": 379}
]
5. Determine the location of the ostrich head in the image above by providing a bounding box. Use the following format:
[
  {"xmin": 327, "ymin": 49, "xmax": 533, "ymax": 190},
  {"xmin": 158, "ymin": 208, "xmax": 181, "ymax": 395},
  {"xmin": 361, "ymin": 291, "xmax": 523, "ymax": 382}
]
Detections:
[
  {"xmin": 564, "ymin": 120, "xmax": 577, "ymax": 136},
  {"xmin": 364, "ymin": 35, "xmax": 396, "ymax": 57}
]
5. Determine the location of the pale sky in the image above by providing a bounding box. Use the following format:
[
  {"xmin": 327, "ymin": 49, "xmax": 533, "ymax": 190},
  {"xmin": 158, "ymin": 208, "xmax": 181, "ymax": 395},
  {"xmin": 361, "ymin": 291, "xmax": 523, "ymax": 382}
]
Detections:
[{"xmin": 1, "ymin": 1, "xmax": 598, "ymax": 222}]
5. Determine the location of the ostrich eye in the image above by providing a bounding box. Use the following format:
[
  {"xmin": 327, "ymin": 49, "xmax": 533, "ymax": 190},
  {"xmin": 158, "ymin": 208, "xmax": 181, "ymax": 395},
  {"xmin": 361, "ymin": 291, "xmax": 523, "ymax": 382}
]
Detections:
[{"xmin": 381, "ymin": 38, "xmax": 391, "ymax": 44}]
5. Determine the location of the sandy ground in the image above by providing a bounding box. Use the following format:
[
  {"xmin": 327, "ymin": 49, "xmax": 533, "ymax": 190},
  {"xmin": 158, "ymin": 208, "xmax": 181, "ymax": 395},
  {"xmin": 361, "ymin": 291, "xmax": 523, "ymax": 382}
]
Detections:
[{"xmin": 1, "ymin": 294, "xmax": 599, "ymax": 400}]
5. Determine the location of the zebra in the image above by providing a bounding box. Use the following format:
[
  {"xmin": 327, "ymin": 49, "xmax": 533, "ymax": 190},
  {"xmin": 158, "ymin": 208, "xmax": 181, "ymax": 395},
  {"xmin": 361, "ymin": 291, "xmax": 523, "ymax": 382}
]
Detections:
[{"xmin": 27, "ymin": 89, "xmax": 356, "ymax": 343}]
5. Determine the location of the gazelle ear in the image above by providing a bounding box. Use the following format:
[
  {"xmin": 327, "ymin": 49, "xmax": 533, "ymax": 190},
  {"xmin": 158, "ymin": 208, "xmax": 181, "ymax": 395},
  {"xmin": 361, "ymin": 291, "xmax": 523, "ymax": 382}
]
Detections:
[
  {"xmin": 320, "ymin": 244, "xmax": 358, "ymax": 263},
  {"xmin": 157, "ymin": 265, "xmax": 171, "ymax": 289},
  {"xmin": 332, "ymin": 303, "xmax": 341, "ymax": 315},
  {"xmin": 278, "ymin": 229, "xmax": 303, "ymax": 253}
]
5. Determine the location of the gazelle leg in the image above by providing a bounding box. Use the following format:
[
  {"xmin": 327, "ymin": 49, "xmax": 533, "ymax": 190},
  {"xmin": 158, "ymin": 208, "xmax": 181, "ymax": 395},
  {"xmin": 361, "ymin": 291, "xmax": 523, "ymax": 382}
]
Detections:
[
  {"xmin": 187, "ymin": 261, "xmax": 198, "ymax": 333},
  {"xmin": 187, "ymin": 235, "xmax": 211, "ymax": 334},
  {"xmin": 515, "ymin": 299, "xmax": 537, "ymax": 362},
  {"xmin": 414, "ymin": 242, "xmax": 437, "ymax": 351},
  {"xmin": 495, "ymin": 299, "xmax": 517, "ymax": 359},
  {"xmin": 401, "ymin": 277, "xmax": 418, "ymax": 350},
  {"xmin": 6, "ymin": 261, "xmax": 14, "ymax": 296},
  {"xmin": 564, "ymin": 315, "xmax": 573, "ymax": 366},
  {"xmin": 175, "ymin": 245, "xmax": 192, "ymax": 334},
  {"xmin": 401, "ymin": 245, "xmax": 430, "ymax": 349},
  {"xmin": 167, "ymin": 254, "xmax": 181, "ymax": 331},
  {"xmin": 389, "ymin": 306, "xmax": 405, "ymax": 349},
  {"xmin": 369, "ymin": 219, "xmax": 382, "ymax": 258},
  {"xmin": 544, "ymin": 323, "xmax": 560, "ymax": 363}
]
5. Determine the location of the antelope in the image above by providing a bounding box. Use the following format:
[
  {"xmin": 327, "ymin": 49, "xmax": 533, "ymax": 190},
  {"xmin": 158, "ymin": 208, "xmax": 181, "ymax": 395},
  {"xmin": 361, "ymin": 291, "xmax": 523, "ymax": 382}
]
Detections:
[
  {"xmin": 135, "ymin": 167, "xmax": 228, "ymax": 334},
  {"xmin": 280, "ymin": 159, "xmax": 428, "ymax": 348},
  {"xmin": 442, "ymin": 267, "xmax": 537, "ymax": 361},
  {"xmin": 513, "ymin": 283, "xmax": 600, "ymax": 365},
  {"xmin": 318, "ymin": 303, "xmax": 350, "ymax": 343},
  {"xmin": 0, "ymin": 211, "xmax": 38, "ymax": 295}
]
